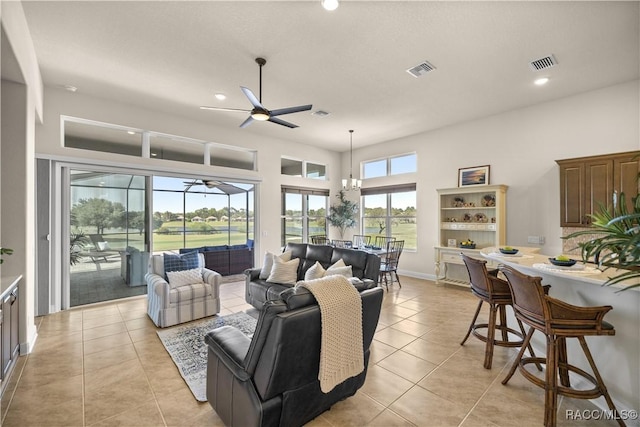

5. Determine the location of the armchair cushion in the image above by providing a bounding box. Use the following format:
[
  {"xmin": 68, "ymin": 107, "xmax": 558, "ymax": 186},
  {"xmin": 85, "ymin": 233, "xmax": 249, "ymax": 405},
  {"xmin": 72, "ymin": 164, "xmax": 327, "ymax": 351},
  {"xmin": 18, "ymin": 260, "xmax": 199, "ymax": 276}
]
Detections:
[
  {"xmin": 169, "ymin": 282, "xmax": 214, "ymax": 304},
  {"xmin": 163, "ymin": 251, "xmax": 200, "ymax": 279},
  {"xmin": 166, "ymin": 268, "xmax": 205, "ymax": 289}
]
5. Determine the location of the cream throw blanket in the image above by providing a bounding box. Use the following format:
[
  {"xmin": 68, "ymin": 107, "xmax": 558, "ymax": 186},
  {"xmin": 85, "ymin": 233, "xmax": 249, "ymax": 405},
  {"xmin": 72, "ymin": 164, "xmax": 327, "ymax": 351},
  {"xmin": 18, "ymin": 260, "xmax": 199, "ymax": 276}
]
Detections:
[{"xmin": 298, "ymin": 275, "xmax": 364, "ymax": 393}]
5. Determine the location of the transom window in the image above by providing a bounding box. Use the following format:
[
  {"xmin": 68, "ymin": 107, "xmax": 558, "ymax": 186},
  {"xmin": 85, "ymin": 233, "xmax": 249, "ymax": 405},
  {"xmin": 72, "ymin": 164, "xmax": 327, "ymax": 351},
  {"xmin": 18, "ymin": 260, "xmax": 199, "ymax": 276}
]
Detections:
[
  {"xmin": 281, "ymin": 157, "xmax": 327, "ymax": 180},
  {"xmin": 363, "ymin": 153, "xmax": 416, "ymax": 179}
]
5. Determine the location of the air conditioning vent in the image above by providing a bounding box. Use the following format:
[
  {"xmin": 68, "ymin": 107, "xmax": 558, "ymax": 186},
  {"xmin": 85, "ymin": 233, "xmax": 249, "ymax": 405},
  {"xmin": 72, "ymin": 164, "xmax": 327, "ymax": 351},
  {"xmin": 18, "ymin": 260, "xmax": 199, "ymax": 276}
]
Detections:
[
  {"xmin": 530, "ymin": 55, "xmax": 557, "ymax": 71},
  {"xmin": 406, "ymin": 61, "xmax": 436, "ymax": 78},
  {"xmin": 311, "ymin": 110, "xmax": 330, "ymax": 117}
]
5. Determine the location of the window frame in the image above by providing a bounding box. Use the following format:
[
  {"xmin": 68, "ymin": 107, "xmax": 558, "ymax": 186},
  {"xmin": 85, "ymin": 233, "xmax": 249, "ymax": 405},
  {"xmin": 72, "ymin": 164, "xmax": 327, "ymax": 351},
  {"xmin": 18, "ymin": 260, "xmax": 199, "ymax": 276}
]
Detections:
[
  {"xmin": 281, "ymin": 186, "xmax": 329, "ymax": 246},
  {"xmin": 361, "ymin": 184, "xmax": 417, "ymax": 250},
  {"xmin": 362, "ymin": 152, "xmax": 417, "ymax": 179}
]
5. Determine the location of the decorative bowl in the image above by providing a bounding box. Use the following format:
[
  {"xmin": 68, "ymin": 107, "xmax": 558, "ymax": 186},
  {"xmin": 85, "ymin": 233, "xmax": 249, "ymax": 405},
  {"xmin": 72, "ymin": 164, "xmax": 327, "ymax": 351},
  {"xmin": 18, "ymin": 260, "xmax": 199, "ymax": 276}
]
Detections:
[
  {"xmin": 548, "ymin": 257, "xmax": 577, "ymax": 267},
  {"xmin": 460, "ymin": 243, "xmax": 476, "ymax": 249},
  {"xmin": 499, "ymin": 248, "xmax": 519, "ymax": 255}
]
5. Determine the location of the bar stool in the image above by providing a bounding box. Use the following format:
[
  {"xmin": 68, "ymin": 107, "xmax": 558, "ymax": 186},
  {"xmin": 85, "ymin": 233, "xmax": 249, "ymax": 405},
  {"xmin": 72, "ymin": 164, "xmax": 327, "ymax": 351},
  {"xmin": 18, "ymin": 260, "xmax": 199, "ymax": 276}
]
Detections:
[
  {"xmin": 499, "ymin": 265, "xmax": 624, "ymax": 427},
  {"xmin": 459, "ymin": 254, "xmax": 539, "ymax": 369}
]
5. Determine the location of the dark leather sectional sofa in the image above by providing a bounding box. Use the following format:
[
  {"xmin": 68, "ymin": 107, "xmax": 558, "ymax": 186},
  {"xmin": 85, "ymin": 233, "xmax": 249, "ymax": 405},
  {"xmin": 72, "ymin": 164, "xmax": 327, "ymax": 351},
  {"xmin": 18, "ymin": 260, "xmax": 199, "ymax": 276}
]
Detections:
[{"xmin": 244, "ymin": 242, "xmax": 381, "ymax": 310}]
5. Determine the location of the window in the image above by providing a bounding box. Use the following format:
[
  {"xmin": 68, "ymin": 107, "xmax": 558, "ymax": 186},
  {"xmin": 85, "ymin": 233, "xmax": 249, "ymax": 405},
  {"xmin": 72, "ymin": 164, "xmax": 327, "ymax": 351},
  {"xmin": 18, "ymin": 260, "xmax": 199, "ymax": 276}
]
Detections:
[
  {"xmin": 363, "ymin": 153, "xmax": 416, "ymax": 179},
  {"xmin": 281, "ymin": 187, "xmax": 329, "ymax": 246},
  {"xmin": 281, "ymin": 158, "xmax": 327, "ymax": 180},
  {"xmin": 152, "ymin": 176, "xmax": 254, "ymax": 251},
  {"xmin": 362, "ymin": 184, "xmax": 417, "ymax": 250},
  {"xmin": 62, "ymin": 116, "xmax": 257, "ymax": 171}
]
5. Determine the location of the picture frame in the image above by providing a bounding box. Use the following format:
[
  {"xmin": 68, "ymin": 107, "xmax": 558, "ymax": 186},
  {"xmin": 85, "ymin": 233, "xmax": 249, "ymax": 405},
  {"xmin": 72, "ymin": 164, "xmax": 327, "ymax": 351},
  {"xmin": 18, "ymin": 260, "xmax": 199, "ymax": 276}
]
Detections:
[{"xmin": 458, "ymin": 165, "xmax": 490, "ymax": 187}]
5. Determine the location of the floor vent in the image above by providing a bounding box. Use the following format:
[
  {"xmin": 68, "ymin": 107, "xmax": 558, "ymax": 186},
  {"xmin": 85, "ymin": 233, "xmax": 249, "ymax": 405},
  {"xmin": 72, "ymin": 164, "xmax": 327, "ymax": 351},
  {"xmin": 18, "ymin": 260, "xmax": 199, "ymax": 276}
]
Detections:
[
  {"xmin": 406, "ymin": 61, "xmax": 436, "ymax": 78},
  {"xmin": 530, "ymin": 55, "xmax": 557, "ymax": 71}
]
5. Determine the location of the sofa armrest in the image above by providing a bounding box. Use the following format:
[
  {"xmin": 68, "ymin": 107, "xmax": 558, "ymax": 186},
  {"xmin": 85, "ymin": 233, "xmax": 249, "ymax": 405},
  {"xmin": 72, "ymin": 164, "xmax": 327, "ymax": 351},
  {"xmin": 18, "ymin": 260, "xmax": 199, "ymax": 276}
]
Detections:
[
  {"xmin": 245, "ymin": 268, "xmax": 261, "ymax": 281},
  {"xmin": 361, "ymin": 278, "xmax": 376, "ymax": 290},
  {"xmin": 202, "ymin": 268, "xmax": 222, "ymax": 286},
  {"xmin": 205, "ymin": 326, "xmax": 252, "ymax": 382},
  {"xmin": 145, "ymin": 272, "xmax": 169, "ymax": 297}
]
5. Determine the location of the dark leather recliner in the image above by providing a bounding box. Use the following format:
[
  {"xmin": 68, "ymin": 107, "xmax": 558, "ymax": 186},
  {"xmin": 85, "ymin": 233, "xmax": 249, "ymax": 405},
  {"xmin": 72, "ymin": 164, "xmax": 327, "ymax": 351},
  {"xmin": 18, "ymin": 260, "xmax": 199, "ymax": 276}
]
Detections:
[
  {"xmin": 245, "ymin": 242, "xmax": 381, "ymax": 310},
  {"xmin": 205, "ymin": 286, "xmax": 384, "ymax": 427}
]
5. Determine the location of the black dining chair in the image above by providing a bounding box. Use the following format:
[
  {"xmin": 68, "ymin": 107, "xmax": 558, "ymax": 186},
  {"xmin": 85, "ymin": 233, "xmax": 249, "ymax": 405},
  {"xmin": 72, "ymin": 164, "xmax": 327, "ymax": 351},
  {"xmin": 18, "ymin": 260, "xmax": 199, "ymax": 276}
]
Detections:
[{"xmin": 378, "ymin": 239, "xmax": 404, "ymax": 290}]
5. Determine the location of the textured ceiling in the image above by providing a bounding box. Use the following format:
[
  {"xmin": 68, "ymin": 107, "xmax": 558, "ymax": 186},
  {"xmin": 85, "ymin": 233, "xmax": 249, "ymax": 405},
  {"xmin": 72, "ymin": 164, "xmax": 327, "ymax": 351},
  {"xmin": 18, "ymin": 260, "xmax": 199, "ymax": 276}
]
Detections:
[{"xmin": 20, "ymin": 1, "xmax": 640, "ymax": 152}]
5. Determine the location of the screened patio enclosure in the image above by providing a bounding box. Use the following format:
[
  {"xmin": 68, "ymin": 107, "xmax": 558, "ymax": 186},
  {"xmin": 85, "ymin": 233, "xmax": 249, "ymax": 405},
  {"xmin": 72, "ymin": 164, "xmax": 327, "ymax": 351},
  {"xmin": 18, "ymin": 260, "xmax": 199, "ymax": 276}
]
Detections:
[{"xmin": 68, "ymin": 170, "xmax": 254, "ymax": 307}]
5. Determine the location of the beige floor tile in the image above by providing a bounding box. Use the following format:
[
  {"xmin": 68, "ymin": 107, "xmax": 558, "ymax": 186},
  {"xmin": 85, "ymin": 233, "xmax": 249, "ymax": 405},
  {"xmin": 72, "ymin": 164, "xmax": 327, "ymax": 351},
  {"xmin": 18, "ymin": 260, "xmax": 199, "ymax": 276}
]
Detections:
[
  {"xmin": 367, "ymin": 409, "xmax": 416, "ymax": 426},
  {"xmin": 361, "ymin": 364, "xmax": 414, "ymax": 406},
  {"xmin": 83, "ymin": 321, "xmax": 128, "ymax": 341},
  {"xmin": 374, "ymin": 327, "xmax": 418, "ymax": 349},
  {"xmin": 125, "ymin": 316, "xmax": 156, "ymax": 331},
  {"xmin": 459, "ymin": 413, "xmax": 501, "ymax": 427},
  {"xmin": 320, "ymin": 391, "xmax": 386, "ymax": 426},
  {"xmin": 401, "ymin": 337, "xmax": 460, "ymax": 365},
  {"xmin": 377, "ymin": 349, "xmax": 438, "ymax": 383},
  {"xmin": 84, "ymin": 331, "xmax": 133, "ymax": 355},
  {"xmin": 389, "ymin": 318, "xmax": 434, "ymax": 337},
  {"xmin": 83, "ymin": 306, "xmax": 122, "ymax": 321},
  {"xmin": 83, "ymin": 313, "xmax": 124, "ymax": 329},
  {"xmin": 89, "ymin": 399, "xmax": 165, "ymax": 427},
  {"xmin": 129, "ymin": 326, "xmax": 161, "ymax": 342},
  {"xmin": 119, "ymin": 308, "xmax": 149, "ymax": 321},
  {"xmin": 84, "ymin": 342, "xmax": 139, "ymax": 373},
  {"xmin": 390, "ymin": 385, "xmax": 469, "ymax": 427},
  {"xmin": 369, "ymin": 339, "xmax": 398, "ymax": 364},
  {"xmin": 156, "ymin": 387, "xmax": 213, "ymax": 426}
]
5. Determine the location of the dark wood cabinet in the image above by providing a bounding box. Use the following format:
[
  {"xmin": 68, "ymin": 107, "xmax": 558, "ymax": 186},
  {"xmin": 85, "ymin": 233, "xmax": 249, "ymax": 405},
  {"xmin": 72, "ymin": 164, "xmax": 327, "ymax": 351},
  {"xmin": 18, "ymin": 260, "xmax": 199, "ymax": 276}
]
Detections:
[{"xmin": 557, "ymin": 151, "xmax": 639, "ymax": 227}]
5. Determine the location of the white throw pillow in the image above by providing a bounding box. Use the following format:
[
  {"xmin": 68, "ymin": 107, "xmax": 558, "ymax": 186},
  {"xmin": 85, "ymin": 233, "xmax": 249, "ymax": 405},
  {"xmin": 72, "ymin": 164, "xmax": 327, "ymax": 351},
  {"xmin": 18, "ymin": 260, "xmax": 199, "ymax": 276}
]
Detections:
[
  {"xmin": 97, "ymin": 241, "xmax": 111, "ymax": 251},
  {"xmin": 266, "ymin": 256, "xmax": 300, "ymax": 285},
  {"xmin": 304, "ymin": 261, "xmax": 326, "ymax": 280},
  {"xmin": 328, "ymin": 259, "xmax": 346, "ymax": 269},
  {"xmin": 325, "ymin": 265, "xmax": 353, "ymax": 278},
  {"xmin": 166, "ymin": 268, "xmax": 204, "ymax": 289},
  {"xmin": 259, "ymin": 250, "xmax": 292, "ymax": 279}
]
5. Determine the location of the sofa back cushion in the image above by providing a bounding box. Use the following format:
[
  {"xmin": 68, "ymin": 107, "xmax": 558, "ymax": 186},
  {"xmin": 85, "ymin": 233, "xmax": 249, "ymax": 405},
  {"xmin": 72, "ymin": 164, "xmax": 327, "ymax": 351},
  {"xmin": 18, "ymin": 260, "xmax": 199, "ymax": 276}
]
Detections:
[{"xmin": 331, "ymin": 248, "xmax": 368, "ymax": 278}]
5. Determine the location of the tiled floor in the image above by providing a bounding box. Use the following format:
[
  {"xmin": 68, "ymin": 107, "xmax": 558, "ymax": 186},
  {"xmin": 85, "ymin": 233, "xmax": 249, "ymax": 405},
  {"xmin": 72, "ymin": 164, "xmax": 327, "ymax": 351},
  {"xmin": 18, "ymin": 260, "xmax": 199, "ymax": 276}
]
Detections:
[{"xmin": 1, "ymin": 276, "xmax": 613, "ymax": 426}]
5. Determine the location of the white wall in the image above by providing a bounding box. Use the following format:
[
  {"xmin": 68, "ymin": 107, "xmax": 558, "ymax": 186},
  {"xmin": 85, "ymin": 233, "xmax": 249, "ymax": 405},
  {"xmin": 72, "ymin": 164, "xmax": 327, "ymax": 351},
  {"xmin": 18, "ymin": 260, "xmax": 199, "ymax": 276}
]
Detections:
[{"xmin": 352, "ymin": 80, "xmax": 640, "ymax": 279}]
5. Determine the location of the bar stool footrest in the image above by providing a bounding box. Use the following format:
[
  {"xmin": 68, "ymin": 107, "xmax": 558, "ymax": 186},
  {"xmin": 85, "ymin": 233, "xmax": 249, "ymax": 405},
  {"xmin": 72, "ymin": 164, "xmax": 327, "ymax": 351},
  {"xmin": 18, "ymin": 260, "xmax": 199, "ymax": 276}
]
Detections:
[{"xmin": 471, "ymin": 323, "xmax": 526, "ymax": 348}]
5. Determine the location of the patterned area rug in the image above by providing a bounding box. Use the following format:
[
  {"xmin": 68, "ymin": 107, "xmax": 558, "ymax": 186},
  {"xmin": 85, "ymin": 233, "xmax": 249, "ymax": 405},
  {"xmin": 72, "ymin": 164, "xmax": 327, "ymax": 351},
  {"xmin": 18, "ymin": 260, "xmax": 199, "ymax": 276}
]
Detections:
[{"xmin": 157, "ymin": 312, "xmax": 257, "ymax": 401}]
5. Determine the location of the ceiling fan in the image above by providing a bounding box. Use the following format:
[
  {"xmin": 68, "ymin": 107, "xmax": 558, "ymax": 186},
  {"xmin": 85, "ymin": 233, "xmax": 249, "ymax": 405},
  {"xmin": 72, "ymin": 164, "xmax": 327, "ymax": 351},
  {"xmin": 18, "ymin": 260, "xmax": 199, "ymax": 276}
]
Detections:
[
  {"xmin": 200, "ymin": 57, "xmax": 312, "ymax": 129},
  {"xmin": 183, "ymin": 179, "xmax": 221, "ymax": 189}
]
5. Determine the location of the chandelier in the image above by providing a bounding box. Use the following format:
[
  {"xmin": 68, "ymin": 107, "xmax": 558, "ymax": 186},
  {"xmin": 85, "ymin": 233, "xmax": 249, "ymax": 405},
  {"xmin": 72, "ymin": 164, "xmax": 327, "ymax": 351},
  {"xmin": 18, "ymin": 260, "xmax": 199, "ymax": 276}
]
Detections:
[{"xmin": 342, "ymin": 130, "xmax": 362, "ymax": 191}]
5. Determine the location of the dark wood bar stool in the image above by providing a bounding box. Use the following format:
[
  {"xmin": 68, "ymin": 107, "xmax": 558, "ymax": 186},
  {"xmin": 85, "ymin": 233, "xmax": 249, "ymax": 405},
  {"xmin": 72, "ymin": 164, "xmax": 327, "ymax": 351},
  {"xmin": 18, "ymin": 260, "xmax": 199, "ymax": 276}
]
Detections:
[
  {"xmin": 499, "ymin": 265, "xmax": 625, "ymax": 427},
  {"xmin": 459, "ymin": 254, "xmax": 539, "ymax": 369}
]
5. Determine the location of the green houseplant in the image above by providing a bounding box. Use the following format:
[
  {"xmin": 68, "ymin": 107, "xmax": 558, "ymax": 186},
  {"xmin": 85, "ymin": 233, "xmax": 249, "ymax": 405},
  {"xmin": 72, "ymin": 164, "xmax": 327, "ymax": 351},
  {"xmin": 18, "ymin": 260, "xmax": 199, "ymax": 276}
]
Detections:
[
  {"xmin": 565, "ymin": 192, "xmax": 640, "ymax": 291},
  {"xmin": 0, "ymin": 247, "xmax": 13, "ymax": 264},
  {"xmin": 327, "ymin": 190, "xmax": 358, "ymax": 239}
]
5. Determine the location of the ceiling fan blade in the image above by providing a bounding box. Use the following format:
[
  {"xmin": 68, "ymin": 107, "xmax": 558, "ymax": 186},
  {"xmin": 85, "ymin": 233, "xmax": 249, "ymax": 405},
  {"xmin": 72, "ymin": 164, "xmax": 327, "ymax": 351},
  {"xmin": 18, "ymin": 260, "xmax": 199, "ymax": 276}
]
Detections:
[
  {"xmin": 268, "ymin": 116, "xmax": 298, "ymax": 128},
  {"xmin": 239, "ymin": 116, "xmax": 255, "ymax": 128},
  {"xmin": 270, "ymin": 104, "xmax": 313, "ymax": 117},
  {"xmin": 240, "ymin": 86, "xmax": 264, "ymax": 109},
  {"xmin": 200, "ymin": 106, "xmax": 251, "ymax": 113}
]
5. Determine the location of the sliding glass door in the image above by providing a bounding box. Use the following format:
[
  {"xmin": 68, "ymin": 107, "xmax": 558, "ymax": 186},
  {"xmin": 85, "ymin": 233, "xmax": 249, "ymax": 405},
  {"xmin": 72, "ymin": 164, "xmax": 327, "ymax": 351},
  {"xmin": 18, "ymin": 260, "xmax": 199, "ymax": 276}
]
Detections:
[{"xmin": 68, "ymin": 169, "xmax": 149, "ymax": 307}]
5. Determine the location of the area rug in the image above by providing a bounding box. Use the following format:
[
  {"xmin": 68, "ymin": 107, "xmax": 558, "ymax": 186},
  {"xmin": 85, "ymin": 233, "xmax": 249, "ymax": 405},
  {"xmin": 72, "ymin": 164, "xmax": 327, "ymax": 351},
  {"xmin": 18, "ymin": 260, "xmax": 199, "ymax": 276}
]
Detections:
[{"xmin": 157, "ymin": 312, "xmax": 257, "ymax": 401}]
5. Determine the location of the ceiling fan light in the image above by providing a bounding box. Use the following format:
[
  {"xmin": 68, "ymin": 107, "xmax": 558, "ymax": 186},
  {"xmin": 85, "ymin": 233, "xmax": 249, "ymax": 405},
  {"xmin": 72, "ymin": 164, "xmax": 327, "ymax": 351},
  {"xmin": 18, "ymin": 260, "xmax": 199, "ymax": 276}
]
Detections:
[
  {"xmin": 251, "ymin": 111, "xmax": 270, "ymax": 121},
  {"xmin": 321, "ymin": 0, "xmax": 339, "ymax": 11}
]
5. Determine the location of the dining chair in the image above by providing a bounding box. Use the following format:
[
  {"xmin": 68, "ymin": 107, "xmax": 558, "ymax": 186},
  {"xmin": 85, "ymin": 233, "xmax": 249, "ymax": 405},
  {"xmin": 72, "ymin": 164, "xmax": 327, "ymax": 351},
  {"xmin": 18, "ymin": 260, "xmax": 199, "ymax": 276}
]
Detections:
[
  {"xmin": 310, "ymin": 235, "xmax": 330, "ymax": 245},
  {"xmin": 373, "ymin": 235, "xmax": 395, "ymax": 249},
  {"xmin": 352, "ymin": 234, "xmax": 372, "ymax": 248},
  {"xmin": 459, "ymin": 254, "xmax": 538, "ymax": 369},
  {"xmin": 378, "ymin": 239, "xmax": 403, "ymax": 290},
  {"xmin": 499, "ymin": 265, "xmax": 623, "ymax": 427}
]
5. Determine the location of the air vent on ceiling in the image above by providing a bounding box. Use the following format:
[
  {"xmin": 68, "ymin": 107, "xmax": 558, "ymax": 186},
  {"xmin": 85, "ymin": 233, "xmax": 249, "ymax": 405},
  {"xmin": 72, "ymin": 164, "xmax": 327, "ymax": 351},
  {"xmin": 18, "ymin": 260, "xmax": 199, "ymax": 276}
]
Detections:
[
  {"xmin": 311, "ymin": 110, "xmax": 330, "ymax": 117},
  {"xmin": 529, "ymin": 55, "xmax": 557, "ymax": 71},
  {"xmin": 406, "ymin": 61, "xmax": 436, "ymax": 78}
]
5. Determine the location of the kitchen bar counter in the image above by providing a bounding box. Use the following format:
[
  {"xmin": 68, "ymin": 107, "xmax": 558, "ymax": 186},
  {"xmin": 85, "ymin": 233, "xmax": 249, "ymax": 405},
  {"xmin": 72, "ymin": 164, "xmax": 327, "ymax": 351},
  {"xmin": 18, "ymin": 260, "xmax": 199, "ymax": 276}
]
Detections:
[{"xmin": 481, "ymin": 248, "xmax": 640, "ymax": 419}]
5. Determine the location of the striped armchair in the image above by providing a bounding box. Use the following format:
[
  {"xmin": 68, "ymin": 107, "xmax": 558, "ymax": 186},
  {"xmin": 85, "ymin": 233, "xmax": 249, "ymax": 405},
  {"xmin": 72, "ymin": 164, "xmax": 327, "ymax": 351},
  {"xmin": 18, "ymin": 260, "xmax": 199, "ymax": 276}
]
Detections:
[{"xmin": 146, "ymin": 253, "xmax": 221, "ymax": 327}]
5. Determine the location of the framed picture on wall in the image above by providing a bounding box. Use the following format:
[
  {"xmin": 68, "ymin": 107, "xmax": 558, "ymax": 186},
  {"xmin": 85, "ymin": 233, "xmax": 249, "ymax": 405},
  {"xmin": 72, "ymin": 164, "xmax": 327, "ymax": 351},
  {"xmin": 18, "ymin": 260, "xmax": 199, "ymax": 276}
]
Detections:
[{"xmin": 458, "ymin": 165, "xmax": 490, "ymax": 187}]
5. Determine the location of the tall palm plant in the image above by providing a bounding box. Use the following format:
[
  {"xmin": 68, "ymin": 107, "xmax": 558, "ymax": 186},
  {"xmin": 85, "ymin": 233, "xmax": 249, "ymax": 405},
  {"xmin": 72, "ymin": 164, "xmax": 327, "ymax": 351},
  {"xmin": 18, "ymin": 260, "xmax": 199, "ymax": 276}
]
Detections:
[{"xmin": 565, "ymin": 192, "xmax": 640, "ymax": 291}]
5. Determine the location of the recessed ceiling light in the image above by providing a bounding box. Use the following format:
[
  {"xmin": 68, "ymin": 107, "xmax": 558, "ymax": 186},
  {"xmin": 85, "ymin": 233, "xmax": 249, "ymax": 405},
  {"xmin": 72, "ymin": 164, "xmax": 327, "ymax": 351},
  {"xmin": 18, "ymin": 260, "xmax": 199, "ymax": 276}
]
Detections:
[
  {"xmin": 63, "ymin": 85, "xmax": 78, "ymax": 92},
  {"xmin": 534, "ymin": 77, "xmax": 549, "ymax": 86},
  {"xmin": 214, "ymin": 93, "xmax": 226, "ymax": 100},
  {"xmin": 321, "ymin": 0, "xmax": 339, "ymax": 11},
  {"xmin": 151, "ymin": 153, "xmax": 157, "ymax": 157},
  {"xmin": 127, "ymin": 131, "xmax": 136, "ymax": 135}
]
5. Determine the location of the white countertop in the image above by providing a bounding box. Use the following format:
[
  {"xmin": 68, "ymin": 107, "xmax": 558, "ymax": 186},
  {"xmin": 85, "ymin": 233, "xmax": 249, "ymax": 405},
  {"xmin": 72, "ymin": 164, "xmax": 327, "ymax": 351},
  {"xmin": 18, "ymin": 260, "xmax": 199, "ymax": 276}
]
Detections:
[{"xmin": 481, "ymin": 247, "xmax": 640, "ymax": 291}]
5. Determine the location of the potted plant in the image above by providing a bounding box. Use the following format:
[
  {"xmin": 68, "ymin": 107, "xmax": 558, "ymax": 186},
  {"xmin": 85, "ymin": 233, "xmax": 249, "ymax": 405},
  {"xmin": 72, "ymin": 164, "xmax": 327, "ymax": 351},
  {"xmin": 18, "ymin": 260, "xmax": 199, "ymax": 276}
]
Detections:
[
  {"xmin": 70, "ymin": 232, "xmax": 90, "ymax": 266},
  {"xmin": 0, "ymin": 246, "xmax": 13, "ymax": 264},
  {"xmin": 327, "ymin": 190, "xmax": 358, "ymax": 239},
  {"xmin": 565, "ymin": 192, "xmax": 640, "ymax": 291}
]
